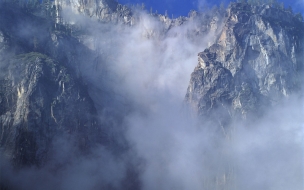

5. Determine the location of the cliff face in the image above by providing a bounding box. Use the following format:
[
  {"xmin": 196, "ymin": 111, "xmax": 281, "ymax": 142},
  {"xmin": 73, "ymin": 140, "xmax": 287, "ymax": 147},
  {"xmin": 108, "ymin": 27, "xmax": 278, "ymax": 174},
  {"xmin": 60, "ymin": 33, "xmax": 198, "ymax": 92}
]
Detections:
[
  {"xmin": 0, "ymin": 52, "xmax": 102, "ymax": 166},
  {"xmin": 0, "ymin": 3, "xmax": 106, "ymax": 167},
  {"xmin": 0, "ymin": 1, "xmax": 303, "ymax": 189},
  {"xmin": 0, "ymin": 0, "xmax": 226, "ymax": 171},
  {"xmin": 54, "ymin": 0, "xmax": 225, "ymax": 40},
  {"xmin": 55, "ymin": 0, "xmax": 133, "ymax": 24},
  {"xmin": 185, "ymin": 3, "xmax": 304, "ymax": 124}
]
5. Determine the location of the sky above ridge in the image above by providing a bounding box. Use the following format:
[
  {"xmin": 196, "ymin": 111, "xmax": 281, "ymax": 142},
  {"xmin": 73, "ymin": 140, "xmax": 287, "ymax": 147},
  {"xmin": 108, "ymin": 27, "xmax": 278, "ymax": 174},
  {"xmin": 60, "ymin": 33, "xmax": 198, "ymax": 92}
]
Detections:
[{"xmin": 117, "ymin": 0, "xmax": 304, "ymax": 17}]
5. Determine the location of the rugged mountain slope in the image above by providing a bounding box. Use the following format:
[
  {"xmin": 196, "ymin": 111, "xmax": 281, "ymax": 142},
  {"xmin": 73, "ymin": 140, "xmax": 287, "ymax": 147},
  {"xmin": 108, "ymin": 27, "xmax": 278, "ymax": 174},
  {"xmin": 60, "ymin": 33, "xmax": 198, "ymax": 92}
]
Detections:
[
  {"xmin": 185, "ymin": 4, "xmax": 304, "ymax": 189},
  {"xmin": 186, "ymin": 3, "xmax": 304, "ymax": 126},
  {"xmin": 0, "ymin": 3, "xmax": 145, "ymax": 190},
  {"xmin": 54, "ymin": 0, "xmax": 133, "ymax": 24},
  {"xmin": 54, "ymin": 0, "xmax": 225, "ymax": 40},
  {"xmin": 0, "ymin": 53, "xmax": 101, "ymax": 166},
  {"xmin": 0, "ymin": 2, "xmax": 107, "ymax": 167},
  {"xmin": 0, "ymin": 1, "xmax": 303, "ymax": 189},
  {"xmin": 0, "ymin": 0, "xmax": 225, "ymax": 174}
]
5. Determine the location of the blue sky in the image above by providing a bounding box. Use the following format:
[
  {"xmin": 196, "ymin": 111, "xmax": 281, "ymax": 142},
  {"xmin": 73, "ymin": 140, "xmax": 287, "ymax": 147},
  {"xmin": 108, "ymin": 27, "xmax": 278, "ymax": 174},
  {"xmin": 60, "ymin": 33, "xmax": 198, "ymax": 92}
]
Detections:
[{"xmin": 117, "ymin": 0, "xmax": 304, "ymax": 17}]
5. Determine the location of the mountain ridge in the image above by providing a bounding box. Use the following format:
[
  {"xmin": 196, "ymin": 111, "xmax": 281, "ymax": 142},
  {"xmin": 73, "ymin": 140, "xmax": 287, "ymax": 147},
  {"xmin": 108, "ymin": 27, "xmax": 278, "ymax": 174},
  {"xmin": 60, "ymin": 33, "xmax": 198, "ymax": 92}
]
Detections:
[
  {"xmin": 0, "ymin": 1, "xmax": 303, "ymax": 189},
  {"xmin": 185, "ymin": 2, "xmax": 304, "ymax": 126}
]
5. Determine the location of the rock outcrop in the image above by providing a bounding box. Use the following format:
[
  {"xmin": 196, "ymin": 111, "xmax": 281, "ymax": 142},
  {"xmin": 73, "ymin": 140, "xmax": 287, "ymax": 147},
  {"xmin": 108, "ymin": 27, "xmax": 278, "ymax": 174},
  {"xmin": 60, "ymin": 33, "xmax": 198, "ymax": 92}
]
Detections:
[
  {"xmin": 186, "ymin": 3, "xmax": 304, "ymax": 123},
  {"xmin": 53, "ymin": 0, "xmax": 225, "ymax": 41},
  {"xmin": 0, "ymin": 1, "xmax": 303, "ymax": 189},
  {"xmin": 0, "ymin": 52, "xmax": 102, "ymax": 166},
  {"xmin": 0, "ymin": 3, "xmax": 106, "ymax": 167},
  {"xmin": 54, "ymin": 0, "xmax": 133, "ymax": 24},
  {"xmin": 185, "ymin": 4, "xmax": 304, "ymax": 189}
]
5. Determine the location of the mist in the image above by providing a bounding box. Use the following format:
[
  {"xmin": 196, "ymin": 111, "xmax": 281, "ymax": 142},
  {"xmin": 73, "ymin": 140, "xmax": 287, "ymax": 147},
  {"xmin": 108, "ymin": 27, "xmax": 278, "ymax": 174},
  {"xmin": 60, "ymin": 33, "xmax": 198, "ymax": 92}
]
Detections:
[
  {"xmin": 64, "ymin": 6, "xmax": 303, "ymax": 190},
  {"xmin": 1, "ymin": 1, "xmax": 303, "ymax": 190}
]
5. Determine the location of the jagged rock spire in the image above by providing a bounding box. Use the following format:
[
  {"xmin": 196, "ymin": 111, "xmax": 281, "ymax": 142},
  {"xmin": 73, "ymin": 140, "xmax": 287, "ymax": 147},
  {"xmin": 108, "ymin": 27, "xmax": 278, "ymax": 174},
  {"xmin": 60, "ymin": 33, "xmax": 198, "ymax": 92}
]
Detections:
[{"xmin": 186, "ymin": 2, "xmax": 304, "ymax": 121}]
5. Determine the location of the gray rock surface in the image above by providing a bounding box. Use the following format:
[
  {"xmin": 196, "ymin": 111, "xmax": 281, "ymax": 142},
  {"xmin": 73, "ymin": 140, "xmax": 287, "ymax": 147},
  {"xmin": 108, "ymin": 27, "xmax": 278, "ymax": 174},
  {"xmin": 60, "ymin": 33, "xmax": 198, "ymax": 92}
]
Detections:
[
  {"xmin": 0, "ymin": 1, "xmax": 303, "ymax": 189},
  {"xmin": 0, "ymin": 52, "xmax": 101, "ymax": 166},
  {"xmin": 54, "ymin": 0, "xmax": 133, "ymax": 24},
  {"xmin": 0, "ymin": 0, "xmax": 226, "ymax": 171},
  {"xmin": 185, "ymin": 4, "xmax": 304, "ymax": 188},
  {"xmin": 54, "ymin": 0, "xmax": 225, "ymax": 41},
  {"xmin": 186, "ymin": 3, "xmax": 304, "ymax": 123},
  {"xmin": 0, "ymin": 3, "xmax": 107, "ymax": 167}
]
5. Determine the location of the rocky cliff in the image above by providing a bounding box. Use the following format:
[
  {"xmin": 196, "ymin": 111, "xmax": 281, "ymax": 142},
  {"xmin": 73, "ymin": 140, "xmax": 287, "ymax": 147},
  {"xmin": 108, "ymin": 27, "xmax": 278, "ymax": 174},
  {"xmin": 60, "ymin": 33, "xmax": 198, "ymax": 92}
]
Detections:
[
  {"xmin": 184, "ymin": 4, "xmax": 304, "ymax": 189},
  {"xmin": 0, "ymin": 2, "xmax": 107, "ymax": 167},
  {"xmin": 53, "ymin": 0, "xmax": 225, "ymax": 40},
  {"xmin": 0, "ymin": 0, "xmax": 226, "ymax": 172},
  {"xmin": 54, "ymin": 0, "xmax": 133, "ymax": 24},
  {"xmin": 185, "ymin": 3, "xmax": 304, "ymax": 126},
  {"xmin": 0, "ymin": 53, "xmax": 102, "ymax": 166},
  {"xmin": 0, "ymin": 1, "xmax": 303, "ymax": 189}
]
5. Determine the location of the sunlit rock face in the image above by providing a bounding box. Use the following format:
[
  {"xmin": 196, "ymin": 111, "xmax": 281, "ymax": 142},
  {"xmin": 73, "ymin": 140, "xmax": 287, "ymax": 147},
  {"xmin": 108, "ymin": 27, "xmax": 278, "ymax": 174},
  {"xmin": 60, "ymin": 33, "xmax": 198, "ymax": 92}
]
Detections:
[
  {"xmin": 55, "ymin": 0, "xmax": 133, "ymax": 23},
  {"xmin": 186, "ymin": 3, "xmax": 304, "ymax": 122}
]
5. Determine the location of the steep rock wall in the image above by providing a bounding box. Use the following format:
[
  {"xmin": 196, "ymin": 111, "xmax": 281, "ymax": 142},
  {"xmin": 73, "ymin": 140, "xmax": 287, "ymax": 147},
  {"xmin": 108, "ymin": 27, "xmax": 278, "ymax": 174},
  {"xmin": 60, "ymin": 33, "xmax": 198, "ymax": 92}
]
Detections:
[
  {"xmin": 186, "ymin": 3, "xmax": 304, "ymax": 123},
  {"xmin": 0, "ymin": 53, "xmax": 102, "ymax": 166}
]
